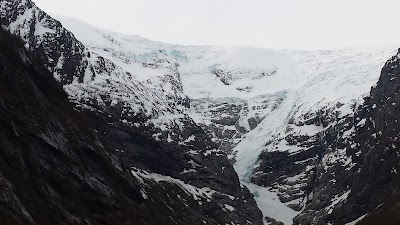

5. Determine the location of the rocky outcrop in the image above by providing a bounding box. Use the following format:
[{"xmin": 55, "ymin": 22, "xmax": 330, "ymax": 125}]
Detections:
[
  {"xmin": 0, "ymin": 27, "xmax": 147, "ymax": 225},
  {"xmin": 191, "ymin": 94, "xmax": 285, "ymax": 157},
  {"xmin": 292, "ymin": 50, "xmax": 400, "ymax": 225}
]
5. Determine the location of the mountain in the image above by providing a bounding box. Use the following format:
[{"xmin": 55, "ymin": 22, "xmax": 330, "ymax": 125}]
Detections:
[
  {"xmin": 342, "ymin": 49, "xmax": 400, "ymax": 225},
  {"xmin": 0, "ymin": 26, "xmax": 149, "ymax": 225},
  {"xmin": 1, "ymin": 0, "xmax": 400, "ymax": 224},
  {"xmin": 0, "ymin": 1, "xmax": 263, "ymax": 225},
  {"xmin": 0, "ymin": 21, "xmax": 265, "ymax": 225}
]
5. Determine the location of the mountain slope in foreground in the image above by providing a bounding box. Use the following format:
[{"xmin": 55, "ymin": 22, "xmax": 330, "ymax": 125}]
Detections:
[
  {"xmin": 0, "ymin": 0, "xmax": 263, "ymax": 224},
  {"xmin": 0, "ymin": 26, "xmax": 265, "ymax": 225}
]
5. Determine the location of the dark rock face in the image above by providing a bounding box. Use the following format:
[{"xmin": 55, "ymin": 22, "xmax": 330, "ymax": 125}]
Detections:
[
  {"xmin": 0, "ymin": 28, "xmax": 147, "ymax": 225},
  {"xmin": 0, "ymin": 0, "xmax": 88, "ymax": 84},
  {"xmin": 349, "ymin": 52, "xmax": 400, "ymax": 224},
  {"xmin": 341, "ymin": 50, "xmax": 400, "ymax": 225},
  {"xmin": 298, "ymin": 50, "xmax": 400, "ymax": 225},
  {"xmin": 0, "ymin": 1, "xmax": 263, "ymax": 224},
  {"xmin": 265, "ymin": 216, "xmax": 285, "ymax": 225},
  {"xmin": 191, "ymin": 98, "xmax": 246, "ymax": 155},
  {"xmin": 356, "ymin": 192, "xmax": 400, "ymax": 225}
]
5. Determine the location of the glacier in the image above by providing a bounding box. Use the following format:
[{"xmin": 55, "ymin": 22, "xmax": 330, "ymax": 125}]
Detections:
[{"xmin": 53, "ymin": 15, "xmax": 397, "ymax": 225}]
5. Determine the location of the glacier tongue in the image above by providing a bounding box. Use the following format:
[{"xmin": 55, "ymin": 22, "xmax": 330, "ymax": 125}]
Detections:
[{"xmin": 246, "ymin": 183, "xmax": 299, "ymax": 225}]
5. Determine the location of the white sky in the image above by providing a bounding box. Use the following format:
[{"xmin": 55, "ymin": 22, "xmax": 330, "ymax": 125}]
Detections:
[{"xmin": 33, "ymin": 0, "xmax": 400, "ymax": 50}]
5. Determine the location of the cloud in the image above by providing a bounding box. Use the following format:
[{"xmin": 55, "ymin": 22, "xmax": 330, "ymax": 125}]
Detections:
[{"xmin": 33, "ymin": 0, "xmax": 400, "ymax": 49}]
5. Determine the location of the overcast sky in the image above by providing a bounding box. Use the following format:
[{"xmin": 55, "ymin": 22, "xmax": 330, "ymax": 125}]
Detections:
[{"xmin": 33, "ymin": 0, "xmax": 400, "ymax": 50}]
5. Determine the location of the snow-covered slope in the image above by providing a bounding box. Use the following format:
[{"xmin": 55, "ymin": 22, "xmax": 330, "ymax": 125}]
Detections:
[
  {"xmin": 232, "ymin": 47, "xmax": 394, "ymax": 178},
  {"xmin": 53, "ymin": 15, "xmax": 398, "ymax": 225}
]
